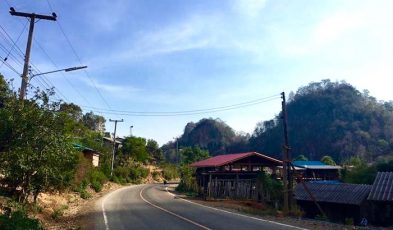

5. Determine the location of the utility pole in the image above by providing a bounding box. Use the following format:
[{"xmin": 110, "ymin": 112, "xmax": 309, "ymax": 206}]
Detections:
[
  {"xmin": 281, "ymin": 92, "xmax": 292, "ymax": 213},
  {"xmin": 130, "ymin": 125, "xmax": 133, "ymax": 136},
  {"xmin": 9, "ymin": 7, "xmax": 57, "ymax": 100},
  {"xmin": 109, "ymin": 119, "xmax": 123, "ymax": 176}
]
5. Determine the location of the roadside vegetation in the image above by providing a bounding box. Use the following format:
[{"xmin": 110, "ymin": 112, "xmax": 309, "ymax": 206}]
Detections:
[{"xmin": 0, "ymin": 75, "xmax": 174, "ymax": 228}]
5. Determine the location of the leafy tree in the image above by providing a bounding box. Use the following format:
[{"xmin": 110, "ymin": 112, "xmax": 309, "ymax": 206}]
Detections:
[
  {"xmin": 146, "ymin": 139, "xmax": 164, "ymax": 163},
  {"xmin": 321, "ymin": 155, "xmax": 336, "ymax": 165},
  {"xmin": 250, "ymin": 79, "xmax": 393, "ymax": 163},
  {"xmin": 294, "ymin": 154, "xmax": 308, "ymax": 161},
  {"xmin": 0, "ymin": 77, "xmax": 78, "ymax": 202},
  {"xmin": 121, "ymin": 136, "xmax": 149, "ymax": 162},
  {"xmin": 180, "ymin": 146, "xmax": 209, "ymax": 165},
  {"xmin": 82, "ymin": 111, "xmax": 106, "ymax": 132}
]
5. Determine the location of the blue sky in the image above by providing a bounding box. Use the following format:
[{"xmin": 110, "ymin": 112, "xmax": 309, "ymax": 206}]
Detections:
[{"xmin": 1, "ymin": 0, "xmax": 393, "ymax": 145}]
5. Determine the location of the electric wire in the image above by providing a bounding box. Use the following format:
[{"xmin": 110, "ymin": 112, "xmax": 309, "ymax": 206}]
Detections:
[
  {"xmin": 0, "ymin": 20, "xmax": 27, "ymax": 68},
  {"xmin": 79, "ymin": 95, "xmax": 281, "ymax": 117},
  {"xmin": 46, "ymin": 0, "xmax": 111, "ymax": 109}
]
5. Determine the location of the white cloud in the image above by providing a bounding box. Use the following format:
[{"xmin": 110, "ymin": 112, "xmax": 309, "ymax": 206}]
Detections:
[
  {"xmin": 78, "ymin": 77, "xmax": 141, "ymax": 97},
  {"xmin": 232, "ymin": 0, "xmax": 268, "ymax": 18}
]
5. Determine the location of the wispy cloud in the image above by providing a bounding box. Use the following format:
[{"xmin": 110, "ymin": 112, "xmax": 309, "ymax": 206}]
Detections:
[
  {"xmin": 78, "ymin": 77, "xmax": 141, "ymax": 98},
  {"xmin": 231, "ymin": 0, "xmax": 268, "ymax": 18}
]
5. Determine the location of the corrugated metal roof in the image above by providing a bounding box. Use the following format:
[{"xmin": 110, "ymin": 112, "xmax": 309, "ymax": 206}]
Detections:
[
  {"xmin": 293, "ymin": 161, "xmax": 342, "ymax": 170},
  {"xmin": 293, "ymin": 161, "xmax": 326, "ymax": 166},
  {"xmin": 368, "ymin": 172, "xmax": 393, "ymax": 202},
  {"xmin": 190, "ymin": 152, "xmax": 282, "ymax": 168},
  {"xmin": 295, "ymin": 182, "xmax": 371, "ymax": 205}
]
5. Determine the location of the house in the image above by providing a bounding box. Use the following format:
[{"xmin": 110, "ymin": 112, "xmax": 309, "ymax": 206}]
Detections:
[
  {"xmin": 190, "ymin": 152, "xmax": 282, "ymax": 200},
  {"xmin": 103, "ymin": 136, "xmax": 122, "ymax": 149},
  {"xmin": 295, "ymin": 182, "xmax": 371, "ymax": 224},
  {"xmin": 293, "ymin": 161, "xmax": 342, "ymax": 181},
  {"xmin": 73, "ymin": 144, "xmax": 100, "ymax": 167},
  {"xmin": 367, "ymin": 172, "xmax": 393, "ymax": 226}
]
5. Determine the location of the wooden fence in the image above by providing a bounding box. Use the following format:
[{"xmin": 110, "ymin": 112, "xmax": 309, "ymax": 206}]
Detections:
[{"xmin": 207, "ymin": 178, "xmax": 258, "ymax": 200}]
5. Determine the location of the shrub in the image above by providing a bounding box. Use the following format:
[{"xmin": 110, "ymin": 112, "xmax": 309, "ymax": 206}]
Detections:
[
  {"xmin": 91, "ymin": 180, "xmax": 103, "ymax": 192},
  {"xmin": 0, "ymin": 211, "xmax": 42, "ymax": 230},
  {"xmin": 161, "ymin": 164, "xmax": 178, "ymax": 180},
  {"xmin": 51, "ymin": 205, "xmax": 68, "ymax": 221},
  {"xmin": 79, "ymin": 189, "xmax": 91, "ymax": 199}
]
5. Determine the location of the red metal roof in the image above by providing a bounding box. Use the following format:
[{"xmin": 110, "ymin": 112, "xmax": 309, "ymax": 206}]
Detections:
[{"xmin": 190, "ymin": 152, "xmax": 282, "ymax": 168}]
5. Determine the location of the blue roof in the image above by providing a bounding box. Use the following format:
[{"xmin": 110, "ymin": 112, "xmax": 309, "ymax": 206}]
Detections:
[{"xmin": 293, "ymin": 161, "xmax": 327, "ymax": 167}]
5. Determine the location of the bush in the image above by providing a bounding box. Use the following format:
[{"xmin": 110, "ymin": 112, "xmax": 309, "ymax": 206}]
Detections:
[
  {"xmin": 161, "ymin": 164, "xmax": 178, "ymax": 180},
  {"xmin": 0, "ymin": 211, "xmax": 42, "ymax": 230},
  {"xmin": 51, "ymin": 205, "xmax": 68, "ymax": 221},
  {"xmin": 89, "ymin": 169, "xmax": 107, "ymax": 192},
  {"xmin": 79, "ymin": 189, "xmax": 91, "ymax": 199},
  {"xmin": 91, "ymin": 180, "xmax": 103, "ymax": 192},
  {"xmin": 176, "ymin": 166, "xmax": 197, "ymax": 194}
]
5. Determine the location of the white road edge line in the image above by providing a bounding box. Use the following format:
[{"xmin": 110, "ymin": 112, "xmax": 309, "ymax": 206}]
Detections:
[
  {"xmin": 101, "ymin": 184, "xmax": 144, "ymax": 230},
  {"xmin": 165, "ymin": 186, "xmax": 308, "ymax": 230},
  {"xmin": 140, "ymin": 185, "xmax": 212, "ymax": 230}
]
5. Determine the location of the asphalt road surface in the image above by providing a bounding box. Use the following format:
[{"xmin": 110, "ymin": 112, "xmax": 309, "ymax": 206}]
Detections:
[{"xmin": 95, "ymin": 184, "xmax": 306, "ymax": 230}]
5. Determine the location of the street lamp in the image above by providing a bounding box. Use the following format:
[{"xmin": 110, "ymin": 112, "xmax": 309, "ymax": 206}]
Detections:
[
  {"xmin": 29, "ymin": 65, "xmax": 87, "ymax": 81},
  {"xmin": 130, "ymin": 125, "xmax": 134, "ymax": 136}
]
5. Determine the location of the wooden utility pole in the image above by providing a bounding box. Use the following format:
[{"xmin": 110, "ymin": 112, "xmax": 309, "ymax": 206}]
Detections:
[
  {"xmin": 281, "ymin": 92, "xmax": 292, "ymax": 213},
  {"xmin": 109, "ymin": 119, "xmax": 123, "ymax": 176},
  {"xmin": 9, "ymin": 7, "xmax": 57, "ymax": 100}
]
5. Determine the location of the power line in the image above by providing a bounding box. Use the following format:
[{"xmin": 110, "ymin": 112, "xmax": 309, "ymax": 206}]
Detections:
[
  {"xmin": 46, "ymin": 0, "xmax": 111, "ymax": 109},
  {"xmin": 79, "ymin": 95, "xmax": 281, "ymax": 117},
  {"xmin": 0, "ymin": 20, "xmax": 27, "ymax": 68}
]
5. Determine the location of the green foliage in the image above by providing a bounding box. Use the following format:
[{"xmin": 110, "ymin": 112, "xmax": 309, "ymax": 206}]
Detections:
[
  {"xmin": 82, "ymin": 111, "xmax": 106, "ymax": 132},
  {"xmin": 89, "ymin": 169, "xmax": 108, "ymax": 192},
  {"xmin": 0, "ymin": 79, "xmax": 79, "ymax": 202},
  {"xmin": 294, "ymin": 154, "xmax": 308, "ymax": 161},
  {"xmin": 176, "ymin": 165, "xmax": 197, "ymax": 194},
  {"xmin": 161, "ymin": 163, "xmax": 179, "ymax": 180},
  {"xmin": 146, "ymin": 139, "xmax": 164, "ymax": 163},
  {"xmin": 51, "ymin": 205, "xmax": 68, "ymax": 220},
  {"xmin": 121, "ymin": 136, "xmax": 149, "ymax": 162},
  {"xmin": 321, "ymin": 155, "xmax": 336, "ymax": 165},
  {"xmin": 113, "ymin": 163, "xmax": 149, "ymax": 183},
  {"xmin": 0, "ymin": 211, "xmax": 43, "ymax": 230},
  {"xmin": 257, "ymin": 172, "xmax": 283, "ymax": 203},
  {"xmin": 249, "ymin": 80, "xmax": 393, "ymax": 163},
  {"xmin": 342, "ymin": 157, "xmax": 377, "ymax": 184},
  {"xmin": 180, "ymin": 146, "xmax": 209, "ymax": 165},
  {"xmin": 79, "ymin": 189, "xmax": 92, "ymax": 199}
]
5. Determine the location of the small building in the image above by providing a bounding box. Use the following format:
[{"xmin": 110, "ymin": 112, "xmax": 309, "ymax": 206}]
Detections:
[
  {"xmin": 73, "ymin": 144, "xmax": 100, "ymax": 167},
  {"xmin": 367, "ymin": 172, "xmax": 393, "ymax": 226},
  {"xmin": 295, "ymin": 182, "xmax": 371, "ymax": 224},
  {"xmin": 190, "ymin": 152, "xmax": 282, "ymax": 200},
  {"xmin": 293, "ymin": 161, "xmax": 342, "ymax": 181}
]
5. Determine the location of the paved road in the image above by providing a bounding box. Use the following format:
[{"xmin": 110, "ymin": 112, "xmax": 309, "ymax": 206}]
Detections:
[{"xmin": 95, "ymin": 184, "xmax": 306, "ymax": 230}]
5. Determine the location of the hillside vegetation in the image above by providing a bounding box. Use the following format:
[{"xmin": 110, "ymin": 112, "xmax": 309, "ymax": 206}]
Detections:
[{"xmin": 163, "ymin": 80, "xmax": 393, "ymax": 163}]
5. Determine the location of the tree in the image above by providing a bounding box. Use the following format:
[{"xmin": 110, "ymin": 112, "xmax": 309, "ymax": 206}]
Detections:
[
  {"xmin": 180, "ymin": 146, "xmax": 209, "ymax": 165},
  {"xmin": 82, "ymin": 111, "xmax": 106, "ymax": 132},
  {"xmin": 0, "ymin": 77, "xmax": 78, "ymax": 202},
  {"xmin": 146, "ymin": 139, "xmax": 164, "ymax": 163},
  {"xmin": 294, "ymin": 154, "xmax": 308, "ymax": 161},
  {"xmin": 121, "ymin": 136, "xmax": 149, "ymax": 162},
  {"xmin": 321, "ymin": 155, "xmax": 336, "ymax": 165}
]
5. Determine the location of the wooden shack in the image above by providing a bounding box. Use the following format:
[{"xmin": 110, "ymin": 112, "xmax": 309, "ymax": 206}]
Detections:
[
  {"xmin": 295, "ymin": 182, "xmax": 371, "ymax": 224},
  {"xmin": 293, "ymin": 161, "xmax": 342, "ymax": 181},
  {"xmin": 367, "ymin": 172, "xmax": 393, "ymax": 226},
  {"xmin": 190, "ymin": 152, "xmax": 282, "ymax": 200}
]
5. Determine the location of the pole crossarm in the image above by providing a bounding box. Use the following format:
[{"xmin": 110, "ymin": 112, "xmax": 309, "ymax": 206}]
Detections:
[{"xmin": 9, "ymin": 7, "xmax": 57, "ymax": 100}]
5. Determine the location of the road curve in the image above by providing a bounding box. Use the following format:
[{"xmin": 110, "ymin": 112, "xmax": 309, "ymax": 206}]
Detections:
[{"xmin": 95, "ymin": 184, "xmax": 307, "ymax": 230}]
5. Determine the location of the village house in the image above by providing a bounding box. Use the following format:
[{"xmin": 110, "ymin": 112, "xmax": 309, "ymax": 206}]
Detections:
[
  {"xmin": 190, "ymin": 152, "xmax": 282, "ymax": 201},
  {"xmin": 292, "ymin": 161, "xmax": 342, "ymax": 181},
  {"xmin": 295, "ymin": 171, "xmax": 393, "ymax": 226},
  {"xmin": 73, "ymin": 144, "xmax": 100, "ymax": 167}
]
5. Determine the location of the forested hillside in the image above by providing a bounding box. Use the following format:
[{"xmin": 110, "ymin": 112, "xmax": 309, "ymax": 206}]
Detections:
[{"xmin": 163, "ymin": 80, "xmax": 393, "ymax": 163}]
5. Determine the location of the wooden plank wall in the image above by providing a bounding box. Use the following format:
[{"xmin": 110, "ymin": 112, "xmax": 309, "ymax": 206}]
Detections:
[{"xmin": 207, "ymin": 179, "xmax": 257, "ymax": 200}]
